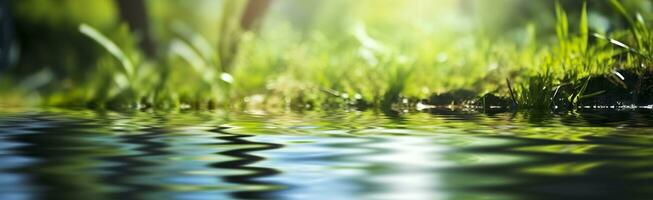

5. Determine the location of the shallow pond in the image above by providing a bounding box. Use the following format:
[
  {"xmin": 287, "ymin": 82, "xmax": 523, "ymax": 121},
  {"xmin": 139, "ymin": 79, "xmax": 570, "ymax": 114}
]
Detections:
[{"xmin": 1, "ymin": 108, "xmax": 652, "ymax": 199}]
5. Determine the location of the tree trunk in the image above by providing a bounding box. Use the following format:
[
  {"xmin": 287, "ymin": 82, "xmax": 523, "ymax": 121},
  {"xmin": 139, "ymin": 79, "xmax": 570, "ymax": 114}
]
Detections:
[
  {"xmin": 219, "ymin": 0, "xmax": 271, "ymax": 72},
  {"xmin": 116, "ymin": 0, "xmax": 156, "ymax": 57},
  {"xmin": 241, "ymin": 0, "xmax": 271, "ymax": 31}
]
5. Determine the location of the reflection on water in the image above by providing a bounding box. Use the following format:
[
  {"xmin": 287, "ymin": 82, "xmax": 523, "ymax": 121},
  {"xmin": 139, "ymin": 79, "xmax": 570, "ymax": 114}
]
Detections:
[
  {"xmin": 209, "ymin": 126, "xmax": 285, "ymax": 199},
  {"xmin": 1, "ymin": 108, "xmax": 653, "ymax": 199}
]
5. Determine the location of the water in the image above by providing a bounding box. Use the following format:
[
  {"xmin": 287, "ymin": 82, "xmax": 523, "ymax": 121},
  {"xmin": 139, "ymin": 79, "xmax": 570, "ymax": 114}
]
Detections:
[{"xmin": 1, "ymin": 107, "xmax": 652, "ymax": 199}]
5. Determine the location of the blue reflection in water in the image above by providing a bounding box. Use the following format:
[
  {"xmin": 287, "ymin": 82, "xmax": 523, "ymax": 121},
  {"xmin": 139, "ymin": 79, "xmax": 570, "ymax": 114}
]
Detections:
[{"xmin": 0, "ymin": 109, "xmax": 652, "ymax": 199}]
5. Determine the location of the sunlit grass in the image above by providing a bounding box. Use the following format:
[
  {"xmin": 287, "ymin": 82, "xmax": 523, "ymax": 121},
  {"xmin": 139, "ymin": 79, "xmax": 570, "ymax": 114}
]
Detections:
[{"xmin": 3, "ymin": 0, "xmax": 653, "ymax": 111}]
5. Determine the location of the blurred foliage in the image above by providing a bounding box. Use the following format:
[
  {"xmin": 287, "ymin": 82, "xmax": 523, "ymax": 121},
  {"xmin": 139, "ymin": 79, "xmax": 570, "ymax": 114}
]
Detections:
[{"xmin": 2, "ymin": 0, "xmax": 653, "ymax": 110}]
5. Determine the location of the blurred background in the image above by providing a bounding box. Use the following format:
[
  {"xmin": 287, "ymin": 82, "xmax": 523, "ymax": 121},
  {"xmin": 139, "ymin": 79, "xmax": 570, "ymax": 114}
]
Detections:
[{"xmin": 0, "ymin": 0, "xmax": 652, "ymax": 109}]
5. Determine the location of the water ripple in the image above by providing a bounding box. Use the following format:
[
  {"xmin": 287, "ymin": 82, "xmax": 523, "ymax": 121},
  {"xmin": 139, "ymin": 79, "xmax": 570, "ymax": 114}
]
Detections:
[{"xmin": 0, "ymin": 109, "xmax": 652, "ymax": 199}]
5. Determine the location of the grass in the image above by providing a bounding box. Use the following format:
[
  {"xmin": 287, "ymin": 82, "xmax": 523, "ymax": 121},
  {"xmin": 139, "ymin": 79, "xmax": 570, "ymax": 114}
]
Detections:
[
  {"xmin": 3, "ymin": 0, "xmax": 653, "ymax": 111},
  {"xmin": 510, "ymin": 0, "xmax": 653, "ymax": 110}
]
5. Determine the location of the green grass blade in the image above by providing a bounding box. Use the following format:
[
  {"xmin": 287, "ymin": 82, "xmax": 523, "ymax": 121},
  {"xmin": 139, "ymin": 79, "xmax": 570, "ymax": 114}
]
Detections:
[
  {"xmin": 580, "ymin": 0, "xmax": 588, "ymax": 52},
  {"xmin": 635, "ymin": 13, "xmax": 650, "ymax": 43},
  {"xmin": 573, "ymin": 75, "xmax": 591, "ymax": 104},
  {"xmin": 636, "ymin": 13, "xmax": 647, "ymax": 30},
  {"xmin": 170, "ymin": 39, "xmax": 215, "ymax": 84},
  {"xmin": 593, "ymin": 33, "xmax": 642, "ymax": 55},
  {"xmin": 609, "ymin": 0, "xmax": 642, "ymax": 49},
  {"xmin": 580, "ymin": 90, "xmax": 605, "ymax": 99},
  {"xmin": 79, "ymin": 23, "xmax": 134, "ymax": 78},
  {"xmin": 555, "ymin": 1, "xmax": 569, "ymax": 51},
  {"xmin": 609, "ymin": 0, "xmax": 635, "ymax": 26}
]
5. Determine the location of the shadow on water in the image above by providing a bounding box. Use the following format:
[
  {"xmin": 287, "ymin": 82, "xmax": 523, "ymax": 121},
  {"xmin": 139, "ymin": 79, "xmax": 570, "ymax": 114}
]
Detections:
[
  {"xmin": 1, "ymin": 108, "xmax": 653, "ymax": 199},
  {"xmin": 573, "ymin": 110, "xmax": 653, "ymax": 127},
  {"xmin": 442, "ymin": 135, "xmax": 653, "ymax": 199},
  {"xmin": 101, "ymin": 114, "xmax": 172, "ymax": 199},
  {"xmin": 3, "ymin": 113, "xmax": 112, "ymax": 199},
  {"xmin": 434, "ymin": 111, "xmax": 653, "ymax": 199},
  {"xmin": 208, "ymin": 126, "xmax": 287, "ymax": 199}
]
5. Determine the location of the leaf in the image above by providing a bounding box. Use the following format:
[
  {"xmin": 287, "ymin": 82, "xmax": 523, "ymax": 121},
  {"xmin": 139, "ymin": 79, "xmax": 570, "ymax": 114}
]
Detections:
[{"xmin": 79, "ymin": 23, "xmax": 134, "ymax": 78}]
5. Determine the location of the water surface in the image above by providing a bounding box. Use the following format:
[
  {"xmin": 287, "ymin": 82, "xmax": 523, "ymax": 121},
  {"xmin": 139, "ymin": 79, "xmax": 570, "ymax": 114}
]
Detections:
[{"xmin": 1, "ymin": 107, "xmax": 652, "ymax": 199}]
